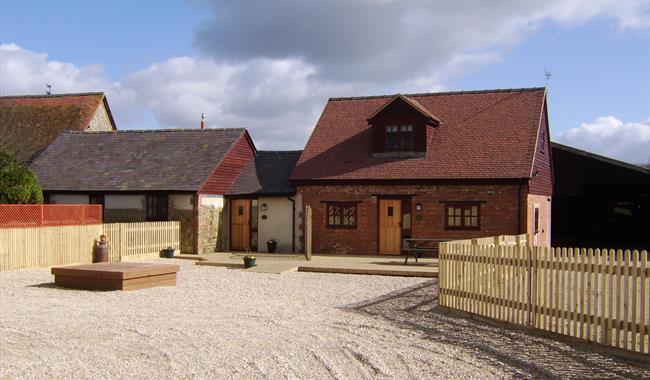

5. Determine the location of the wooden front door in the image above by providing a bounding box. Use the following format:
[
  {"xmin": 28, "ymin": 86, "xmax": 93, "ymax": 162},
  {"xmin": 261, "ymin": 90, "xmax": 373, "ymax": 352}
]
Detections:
[
  {"xmin": 379, "ymin": 199, "xmax": 402, "ymax": 254},
  {"xmin": 231, "ymin": 199, "xmax": 251, "ymax": 251}
]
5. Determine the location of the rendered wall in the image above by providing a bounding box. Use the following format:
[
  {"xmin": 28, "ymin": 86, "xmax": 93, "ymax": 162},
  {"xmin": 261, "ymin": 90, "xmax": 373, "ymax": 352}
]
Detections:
[
  {"xmin": 48, "ymin": 194, "xmax": 89, "ymax": 204},
  {"xmin": 257, "ymin": 195, "xmax": 302, "ymax": 253}
]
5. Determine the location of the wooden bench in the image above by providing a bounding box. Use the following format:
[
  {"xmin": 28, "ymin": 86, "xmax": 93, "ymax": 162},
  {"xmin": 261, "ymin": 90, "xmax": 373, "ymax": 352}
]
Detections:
[
  {"xmin": 401, "ymin": 239, "xmax": 446, "ymax": 265},
  {"xmin": 51, "ymin": 262, "xmax": 180, "ymax": 291}
]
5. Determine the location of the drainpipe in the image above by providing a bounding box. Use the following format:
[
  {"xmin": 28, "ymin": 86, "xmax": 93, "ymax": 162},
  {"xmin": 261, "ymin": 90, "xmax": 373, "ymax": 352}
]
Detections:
[
  {"xmin": 517, "ymin": 183, "xmax": 523, "ymax": 234},
  {"xmin": 287, "ymin": 195, "xmax": 296, "ymax": 253}
]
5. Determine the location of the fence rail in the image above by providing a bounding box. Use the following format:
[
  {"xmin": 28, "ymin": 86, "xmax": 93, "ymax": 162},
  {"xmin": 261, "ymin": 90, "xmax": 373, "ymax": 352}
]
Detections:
[
  {"xmin": 0, "ymin": 204, "xmax": 102, "ymax": 228},
  {"xmin": 0, "ymin": 221, "xmax": 180, "ymax": 271},
  {"xmin": 439, "ymin": 237, "xmax": 649, "ymax": 355}
]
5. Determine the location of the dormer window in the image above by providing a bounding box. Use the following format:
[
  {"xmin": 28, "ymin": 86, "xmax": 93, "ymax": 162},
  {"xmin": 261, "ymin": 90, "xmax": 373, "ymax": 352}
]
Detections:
[
  {"xmin": 368, "ymin": 94, "xmax": 440, "ymax": 156},
  {"xmin": 400, "ymin": 125, "xmax": 413, "ymax": 149},
  {"xmin": 385, "ymin": 125, "xmax": 413, "ymax": 150}
]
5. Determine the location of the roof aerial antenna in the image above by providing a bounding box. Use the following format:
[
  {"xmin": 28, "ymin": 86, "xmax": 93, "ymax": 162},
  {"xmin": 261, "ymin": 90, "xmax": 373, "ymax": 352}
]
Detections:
[
  {"xmin": 544, "ymin": 68, "xmax": 552, "ymax": 87},
  {"xmin": 45, "ymin": 84, "xmax": 52, "ymax": 95}
]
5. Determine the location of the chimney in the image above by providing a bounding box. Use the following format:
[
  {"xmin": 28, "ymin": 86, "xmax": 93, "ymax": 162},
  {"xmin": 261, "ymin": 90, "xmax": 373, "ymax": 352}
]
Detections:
[{"xmin": 200, "ymin": 113, "xmax": 205, "ymax": 130}]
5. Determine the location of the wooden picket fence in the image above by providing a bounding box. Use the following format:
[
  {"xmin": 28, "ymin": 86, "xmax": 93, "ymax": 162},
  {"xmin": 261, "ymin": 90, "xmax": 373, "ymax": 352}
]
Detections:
[
  {"xmin": 0, "ymin": 224, "xmax": 102, "ymax": 270},
  {"xmin": 103, "ymin": 221, "xmax": 180, "ymax": 261},
  {"xmin": 439, "ymin": 237, "xmax": 649, "ymax": 355},
  {"xmin": 0, "ymin": 221, "xmax": 180, "ymax": 271}
]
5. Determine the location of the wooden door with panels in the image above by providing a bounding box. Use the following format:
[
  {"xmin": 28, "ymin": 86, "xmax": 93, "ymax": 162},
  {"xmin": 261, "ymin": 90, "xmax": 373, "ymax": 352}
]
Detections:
[
  {"xmin": 231, "ymin": 199, "xmax": 251, "ymax": 251},
  {"xmin": 379, "ymin": 199, "xmax": 402, "ymax": 254}
]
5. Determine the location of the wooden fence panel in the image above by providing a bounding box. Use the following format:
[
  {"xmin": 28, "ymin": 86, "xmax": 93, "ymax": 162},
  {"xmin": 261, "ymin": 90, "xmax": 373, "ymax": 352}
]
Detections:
[
  {"xmin": 0, "ymin": 224, "xmax": 102, "ymax": 270},
  {"xmin": 0, "ymin": 222, "xmax": 180, "ymax": 271},
  {"xmin": 439, "ymin": 237, "xmax": 650, "ymax": 355},
  {"xmin": 102, "ymin": 221, "xmax": 180, "ymax": 261}
]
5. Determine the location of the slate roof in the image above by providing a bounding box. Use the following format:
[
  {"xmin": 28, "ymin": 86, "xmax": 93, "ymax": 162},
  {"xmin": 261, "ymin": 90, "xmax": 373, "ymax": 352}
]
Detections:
[
  {"xmin": 227, "ymin": 151, "xmax": 302, "ymax": 195},
  {"xmin": 30, "ymin": 129, "xmax": 248, "ymax": 192},
  {"xmin": 291, "ymin": 87, "xmax": 547, "ymax": 181},
  {"xmin": 0, "ymin": 93, "xmax": 116, "ymax": 162}
]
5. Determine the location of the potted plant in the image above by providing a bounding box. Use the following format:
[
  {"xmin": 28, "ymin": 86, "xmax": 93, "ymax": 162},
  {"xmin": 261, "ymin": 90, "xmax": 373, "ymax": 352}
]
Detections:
[
  {"xmin": 243, "ymin": 255, "xmax": 257, "ymax": 268},
  {"xmin": 162, "ymin": 246, "xmax": 175, "ymax": 259},
  {"xmin": 266, "ymin": 239, "xmax": 277, "ymax": 253}
]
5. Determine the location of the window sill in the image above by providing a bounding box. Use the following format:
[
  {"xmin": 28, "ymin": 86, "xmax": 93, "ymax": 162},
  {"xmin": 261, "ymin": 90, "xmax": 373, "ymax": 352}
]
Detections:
[
  {"xmin": 326, "ymin": 226, "xmax": 357, "ymax": 230},
  {"xmin": 372, "ymin": 151, "xmax": 425, "ymax": 159}
]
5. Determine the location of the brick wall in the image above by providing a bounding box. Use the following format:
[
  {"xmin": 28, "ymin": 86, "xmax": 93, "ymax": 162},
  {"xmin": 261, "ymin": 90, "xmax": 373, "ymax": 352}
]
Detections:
[{"xmin": 298, "ymin": 183, "xmax": 527, "ymax": 255}]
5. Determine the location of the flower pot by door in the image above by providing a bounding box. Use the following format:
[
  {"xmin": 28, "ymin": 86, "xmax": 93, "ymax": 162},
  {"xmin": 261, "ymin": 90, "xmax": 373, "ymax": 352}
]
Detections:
[{"xmin": 243, "ymin": 257, "xmax": 257, "ymax": 268}]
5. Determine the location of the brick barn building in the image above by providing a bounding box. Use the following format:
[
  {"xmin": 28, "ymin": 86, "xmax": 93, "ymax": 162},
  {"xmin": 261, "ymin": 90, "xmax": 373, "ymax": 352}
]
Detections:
[{"xmin": 291, "ymin": 87, "xmax": 553, "ymax": 255}]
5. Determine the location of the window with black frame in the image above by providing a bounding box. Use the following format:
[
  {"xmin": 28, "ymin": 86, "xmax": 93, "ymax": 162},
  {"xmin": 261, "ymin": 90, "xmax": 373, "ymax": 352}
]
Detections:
[
  {"xmin": 385, "ymin": 125, "xmax": 414, "ymax": 150},
  {"xmin": 146, "ymin": 194, "xmax": 168, "ymax": 221}
]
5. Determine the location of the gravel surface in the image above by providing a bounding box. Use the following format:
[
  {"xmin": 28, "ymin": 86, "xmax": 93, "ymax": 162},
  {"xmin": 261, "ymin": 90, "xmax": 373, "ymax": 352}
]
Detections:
[{"xmin": 1, "ymin": 259, "xmax": 648, "ymax": 379}]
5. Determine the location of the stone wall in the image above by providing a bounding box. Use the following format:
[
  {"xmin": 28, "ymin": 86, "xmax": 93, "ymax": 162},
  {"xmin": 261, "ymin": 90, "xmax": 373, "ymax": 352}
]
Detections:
[
  {"xmin": 197, "ymin": 195, "xmax": 226, "ymax": 254},
  {"xmin": 198, "ymin": 204, "xmax": 223, "ymax": 253},
  {"xmin": 87, "ymin": 103, "xmax": 114, "ymax": 131}
]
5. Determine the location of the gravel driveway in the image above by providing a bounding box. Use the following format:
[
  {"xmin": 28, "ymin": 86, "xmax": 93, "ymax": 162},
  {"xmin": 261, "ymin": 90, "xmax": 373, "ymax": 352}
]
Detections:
[{"xmin": 1, "ymin": 259, "xmax": 648, "ymax": 379}]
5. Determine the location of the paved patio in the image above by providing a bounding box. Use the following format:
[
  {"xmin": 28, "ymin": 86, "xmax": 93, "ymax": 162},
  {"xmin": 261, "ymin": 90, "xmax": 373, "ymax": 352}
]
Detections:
[{"xmin": 179, "ymin": 253, "xmax": 438, "ymax": 277}]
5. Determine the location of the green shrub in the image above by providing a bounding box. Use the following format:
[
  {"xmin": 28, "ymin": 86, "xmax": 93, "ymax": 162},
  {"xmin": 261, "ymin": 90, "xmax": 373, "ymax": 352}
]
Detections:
[{"xmin": 0, "ymin": 151, "xmax": 44, "ymax": 204}]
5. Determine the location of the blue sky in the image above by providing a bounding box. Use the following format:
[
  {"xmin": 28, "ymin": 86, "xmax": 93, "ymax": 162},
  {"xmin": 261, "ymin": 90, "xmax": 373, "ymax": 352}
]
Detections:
[{"xmin": 1, "ymin": 0, "xmax": 649, "ymax": 164}]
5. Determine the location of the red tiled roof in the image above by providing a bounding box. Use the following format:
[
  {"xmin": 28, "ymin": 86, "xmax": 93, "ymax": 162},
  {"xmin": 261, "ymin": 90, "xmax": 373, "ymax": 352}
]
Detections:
[
  {"xmin": 291, "ymin": 87, "xmax": 546, "ymax": 181},
  {"xmin": 0, "ymin": 93, "xmax": 114, "ymax": 162}
]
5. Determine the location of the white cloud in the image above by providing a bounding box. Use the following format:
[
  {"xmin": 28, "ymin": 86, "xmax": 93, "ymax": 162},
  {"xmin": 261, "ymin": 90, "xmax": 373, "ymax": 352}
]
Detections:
[
  {"xmin": 555, "ymin": 116, "xmax": 650, "ymax": 165},
  {"xmin": 0, "ymin": 43, "xmax": 112, "ymax": 95},
  {"xmin": 0, "ymin": 44, "xmax": 331, "ymax": 149},
  {"xmin": 195, "ymin": 0, "xmax": 649, "ymax": 82},
  {"xmin": 121, "ymin": 56, "xmax": 331, "ymax": 148},
  {"xmin": 1, "ymin": 1, "xmax": 648, "ymax": 149}
]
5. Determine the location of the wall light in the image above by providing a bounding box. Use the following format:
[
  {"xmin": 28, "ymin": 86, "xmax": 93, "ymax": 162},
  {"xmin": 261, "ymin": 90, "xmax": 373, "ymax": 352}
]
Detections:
[
  {"xmin": 415, "ymin": 203, "xmax": 423, "ymax": 211},
  {"xmin": 261, "ymin": 204, "xmax": 268, "ymax": 212}
]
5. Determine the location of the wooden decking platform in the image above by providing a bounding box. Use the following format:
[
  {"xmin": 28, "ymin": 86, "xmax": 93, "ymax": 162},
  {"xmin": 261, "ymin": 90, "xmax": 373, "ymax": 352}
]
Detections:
[{"xmin": 51, "ymin": 262, "xmax": 180, "ymax": 291}]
